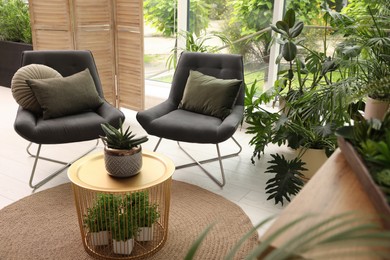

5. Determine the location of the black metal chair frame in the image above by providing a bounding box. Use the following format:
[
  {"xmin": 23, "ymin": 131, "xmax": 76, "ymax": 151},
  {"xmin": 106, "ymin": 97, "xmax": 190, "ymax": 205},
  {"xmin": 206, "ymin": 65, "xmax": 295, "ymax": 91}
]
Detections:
[
  {"xmin": 26, "ymin": 141, "xmax": 99, "ymax": 189},
  {"xmin": 153, "ymin": 137, "xmax": 242, "ymax": 187}
]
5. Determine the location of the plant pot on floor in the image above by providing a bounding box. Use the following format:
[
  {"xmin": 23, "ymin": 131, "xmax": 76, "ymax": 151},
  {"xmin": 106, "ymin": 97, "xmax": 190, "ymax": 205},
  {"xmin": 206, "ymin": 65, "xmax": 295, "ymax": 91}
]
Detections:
[
  {"xmin": 104, "ymin": 146, "xmax": 143, "ymax": 177},
  {"xmin": 298, "ymin": 148, "xmax": 328, "ymax": 180},
  {"xmin": 364, "ymin": 97, "xmax": 390, "ymax": 121},
  {"xmin": 112, "ymin": 239, "xmax": 134, "ymax": 255}
]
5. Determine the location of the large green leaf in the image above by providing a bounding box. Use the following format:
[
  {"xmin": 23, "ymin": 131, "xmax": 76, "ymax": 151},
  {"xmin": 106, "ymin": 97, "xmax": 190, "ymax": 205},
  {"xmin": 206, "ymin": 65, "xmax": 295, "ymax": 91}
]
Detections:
[
  {"xmin": 282, "ymin": 42, "xmax": 297, "ymax": 62},
  {"xmin": 283, "ymin": 9, "xmax": 296, "ymax": 28},
  {"xmin": 265, "ymin": 154, "xmax": 306, "ymax": 205},
  {"xmin": 276, "ymin": 21, "xmax": 290, "ymax": 34},
  {"xmin": 289, "ymin": 21, "xmax": 304, "ymax": 38}
]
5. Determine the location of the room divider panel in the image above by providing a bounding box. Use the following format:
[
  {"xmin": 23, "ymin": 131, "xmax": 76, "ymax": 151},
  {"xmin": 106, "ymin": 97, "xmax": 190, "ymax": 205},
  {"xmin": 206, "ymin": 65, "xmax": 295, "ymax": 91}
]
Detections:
[{"xmin": 28, "ymin": 0, "xmax": 144, "ymax": 111}]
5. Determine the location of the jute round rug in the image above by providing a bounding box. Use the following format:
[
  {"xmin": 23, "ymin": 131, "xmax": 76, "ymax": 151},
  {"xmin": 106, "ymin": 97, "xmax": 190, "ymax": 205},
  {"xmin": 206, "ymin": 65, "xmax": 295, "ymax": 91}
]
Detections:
[{"xmin": 0, "ymin": 180, "xmax": 258, "ymax": 259}]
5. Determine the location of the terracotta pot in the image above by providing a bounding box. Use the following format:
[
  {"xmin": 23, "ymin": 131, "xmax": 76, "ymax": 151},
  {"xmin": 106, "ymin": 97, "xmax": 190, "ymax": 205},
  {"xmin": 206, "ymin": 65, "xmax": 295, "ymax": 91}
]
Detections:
[
  {"xmin": 364, "ymin": 97, "xmax": 389, "ymax": 121},
  {"xmin": 104, "ymin": 146, "xmax": 142, "ymax": 177},
  {"xmin": 298, "ymin": 148, "xmax": 328, "ymax": 180}
]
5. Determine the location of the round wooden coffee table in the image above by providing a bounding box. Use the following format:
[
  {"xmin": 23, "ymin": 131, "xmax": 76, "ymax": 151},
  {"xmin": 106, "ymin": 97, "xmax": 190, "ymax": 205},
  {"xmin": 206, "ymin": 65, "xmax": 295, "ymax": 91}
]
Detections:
[{"xmin": 68, "ymin": 150, "xmax": 175, "ymax": 259}]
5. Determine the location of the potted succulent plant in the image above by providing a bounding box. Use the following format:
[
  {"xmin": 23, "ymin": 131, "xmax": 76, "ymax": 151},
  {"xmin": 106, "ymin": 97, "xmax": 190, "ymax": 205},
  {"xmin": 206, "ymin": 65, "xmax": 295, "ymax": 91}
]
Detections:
[
  {"xmin": 83, "ymin": 193, "xmax": 115, "ymax": 246},
  {"xmin": 100, "ymin": 119, "xmax": 148, "ymax": 177},
  {"xmin": 133, "ymin": 191, "xmax": 160, "ymax": 241},
  {"xmin": 0, "ymin": 0, "xmax": 33, "ymax": 87}
]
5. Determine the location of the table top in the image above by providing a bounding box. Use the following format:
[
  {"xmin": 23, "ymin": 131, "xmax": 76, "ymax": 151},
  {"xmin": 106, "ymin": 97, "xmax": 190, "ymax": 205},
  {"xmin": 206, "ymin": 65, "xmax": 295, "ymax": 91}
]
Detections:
[
  {"xmin": 68, "ymin": 150, "xmax": 175, "ymax": 192},
  {"xmin": 262, "ymin": 149, "xmax": 385, "ymax": 255}
]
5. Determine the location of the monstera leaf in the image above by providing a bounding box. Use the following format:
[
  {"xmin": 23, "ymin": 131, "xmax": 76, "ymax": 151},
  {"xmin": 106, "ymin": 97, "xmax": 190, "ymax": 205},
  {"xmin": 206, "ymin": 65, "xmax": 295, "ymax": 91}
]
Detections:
[{"xmin": 265, "ymin": 154, "xmax": 306, "ymax": 205}]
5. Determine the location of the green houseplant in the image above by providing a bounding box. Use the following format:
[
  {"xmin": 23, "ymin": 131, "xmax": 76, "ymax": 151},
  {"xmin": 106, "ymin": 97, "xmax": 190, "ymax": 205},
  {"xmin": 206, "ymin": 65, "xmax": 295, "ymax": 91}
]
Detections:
[
  {"xmin": 133, "ymin": 191, "xmax": 160, "ymax": 241},
  {"xmin": 110, "ymin": 194, "xmax": 139, "ymax": 255},
  {"xmin": 100, "ymin": 119, "xmax": 148, "ymax": 177},
  {"xmin": 245, "ymin": 6, "xmax": 361, "ymax": 205},
  {"xmin": 351, "ymin": 6, "xmax": 390, "ymax": 120},
  {"xmin": 0, "ymin": 0, "xmax": 33, "ymax": 87},
  {"xmin": 83, "ymin": 193, "xmax": 116, "ymax": 246}
]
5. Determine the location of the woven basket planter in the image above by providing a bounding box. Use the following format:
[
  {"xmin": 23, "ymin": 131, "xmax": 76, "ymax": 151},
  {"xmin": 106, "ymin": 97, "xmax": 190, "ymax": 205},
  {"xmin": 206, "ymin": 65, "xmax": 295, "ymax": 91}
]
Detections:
[{"xmin": 104, "ymin": 146, "xmax": 142, "ymax": 178}]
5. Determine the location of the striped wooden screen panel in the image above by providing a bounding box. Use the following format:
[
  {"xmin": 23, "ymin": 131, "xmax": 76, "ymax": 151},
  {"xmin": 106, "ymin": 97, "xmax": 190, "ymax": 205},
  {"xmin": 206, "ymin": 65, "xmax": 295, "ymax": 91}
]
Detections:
[
  {"xmin": 115, "ymin": 0, "xmax": 145, "ymax": 111},
  {"xmin": 28, "ymin": 0, "xmax": 145, "ymax": 110},
  {"xmin": 72, "ymin": 0, "xmax": 116, "ymax": 106},
  {"xmin": 28, "ymin": 0, "xmax": 74, "ymax": 50}
]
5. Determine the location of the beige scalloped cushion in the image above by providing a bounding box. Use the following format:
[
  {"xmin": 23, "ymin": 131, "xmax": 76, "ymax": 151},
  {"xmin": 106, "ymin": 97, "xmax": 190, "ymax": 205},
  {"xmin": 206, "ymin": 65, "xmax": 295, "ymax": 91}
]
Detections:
[{"xmin": 11, "ymin": 64, "xmax": 62, "ymax": 114}]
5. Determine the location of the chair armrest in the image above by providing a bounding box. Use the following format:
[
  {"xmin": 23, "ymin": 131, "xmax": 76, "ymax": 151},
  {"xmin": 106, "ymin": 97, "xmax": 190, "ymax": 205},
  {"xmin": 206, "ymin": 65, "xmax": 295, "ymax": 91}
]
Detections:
[
  {"xmin": 136, "ymin": 100, "xmax": 178, "ymax": 127},
  {"xmin": 96, "ymin": 101, "xmax": 125, "ymax": 128},
  {"xmin": 14, "ymin": 107, "xmax": 38, "ymax": 141},
  {"xmin": 216, "ymin": 105, "xmax": 244, "ymax": 142}
]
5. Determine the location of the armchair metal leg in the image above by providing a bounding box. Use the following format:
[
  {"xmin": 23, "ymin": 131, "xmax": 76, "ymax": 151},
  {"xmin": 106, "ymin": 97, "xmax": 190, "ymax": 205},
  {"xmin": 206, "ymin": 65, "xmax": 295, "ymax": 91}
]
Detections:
[
  {"xmin": 153, "ymin": 137, "xmax": 242, "ymax": 188},
  {"xmin": 27, "ymin": 140, "xmax": 99, "ymax": 190}
]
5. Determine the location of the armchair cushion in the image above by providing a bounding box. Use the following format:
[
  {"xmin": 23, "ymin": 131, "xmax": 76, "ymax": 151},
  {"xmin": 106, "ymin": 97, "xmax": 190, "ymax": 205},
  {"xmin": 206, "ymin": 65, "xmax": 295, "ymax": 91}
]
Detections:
[
  {"xmin": 11, "ymin": 64, "xmax": 62, "ymax": 114},
  {"xmin": 27, "ymin": 69, "xmax": 104, "ymax": 119},
  {"xmin": 178, "ymin": 70, "xmax": 242, "ymax": 119}
]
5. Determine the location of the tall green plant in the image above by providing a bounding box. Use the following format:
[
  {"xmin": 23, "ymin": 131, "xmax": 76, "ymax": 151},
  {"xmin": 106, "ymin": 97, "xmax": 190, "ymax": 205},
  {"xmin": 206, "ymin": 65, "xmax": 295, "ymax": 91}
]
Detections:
[
  {"xmin": 0, "ymin": 0, "xmax": 32, "ymax": 43},
  {"xmin": 245, "ymin": 7, "xmax": 360, "ymax": 205}
]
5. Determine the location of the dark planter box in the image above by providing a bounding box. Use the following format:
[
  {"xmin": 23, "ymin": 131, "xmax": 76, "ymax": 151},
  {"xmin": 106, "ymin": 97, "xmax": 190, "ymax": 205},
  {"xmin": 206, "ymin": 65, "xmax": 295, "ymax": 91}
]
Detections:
[{"xmin": 0, "ymin": 40, "xmax": 33, "ymax": 88}]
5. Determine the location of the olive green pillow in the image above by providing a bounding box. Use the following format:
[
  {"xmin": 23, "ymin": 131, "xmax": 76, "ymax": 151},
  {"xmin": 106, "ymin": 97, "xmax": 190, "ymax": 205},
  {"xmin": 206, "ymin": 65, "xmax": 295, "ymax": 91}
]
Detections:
[
  {"xmin": 179, "ymin": 70, "xmax": 242, "ymax": 119},
  {"xmin": 26, "ymin": 69, "xmax": 104, "ymax": 120},
  {"xmin": 11, "ymin": 64, "xmax": 62, "ymax": 114}
]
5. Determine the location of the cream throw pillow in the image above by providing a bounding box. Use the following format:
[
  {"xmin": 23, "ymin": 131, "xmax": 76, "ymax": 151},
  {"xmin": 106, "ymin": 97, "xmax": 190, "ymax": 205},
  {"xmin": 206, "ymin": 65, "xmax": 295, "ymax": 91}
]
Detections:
[{"xmin": 11, "ymin": 64, "xmax": 62, "ymax": 114}]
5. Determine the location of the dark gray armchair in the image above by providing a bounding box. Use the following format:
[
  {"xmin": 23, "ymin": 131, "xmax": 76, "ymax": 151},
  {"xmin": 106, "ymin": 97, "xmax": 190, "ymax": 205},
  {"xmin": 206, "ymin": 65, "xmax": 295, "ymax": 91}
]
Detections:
[
  {"xmin": 136, "ymin": 51, "xmax": 244, "ymax": 187},
  {"xmin": 13, "ymin": 50, "xmax": 125, "ymax": 189}
]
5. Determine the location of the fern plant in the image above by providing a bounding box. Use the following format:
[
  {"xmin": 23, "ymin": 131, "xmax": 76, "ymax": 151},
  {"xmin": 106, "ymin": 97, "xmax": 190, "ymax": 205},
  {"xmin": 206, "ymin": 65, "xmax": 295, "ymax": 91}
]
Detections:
[
  {"xmin": 265, "ymin": 154, "xmax": 306, "ymax": 205},
  {"xmin": 100, "ymin": 119, "xmax": 148, "ymax": 150}
]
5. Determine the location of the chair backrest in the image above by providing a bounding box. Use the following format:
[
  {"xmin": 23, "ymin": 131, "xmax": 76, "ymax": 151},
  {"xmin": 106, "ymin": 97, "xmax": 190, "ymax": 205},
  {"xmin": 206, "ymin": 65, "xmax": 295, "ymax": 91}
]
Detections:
[
  {"xmin": 21, "ymin": 50, "xmax": 104, "ymax": 97},
  {"xmin": 169, "ymin": 51, "xmax": 245, "ymax": 107}
]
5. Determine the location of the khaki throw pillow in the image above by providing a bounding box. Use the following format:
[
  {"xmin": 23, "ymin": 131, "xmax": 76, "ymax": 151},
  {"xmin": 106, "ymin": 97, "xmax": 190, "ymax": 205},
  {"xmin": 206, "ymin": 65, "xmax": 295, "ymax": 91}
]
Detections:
[
  {"xmin": 178, "ymin": 70, "xmax": 242, "ymax": 119},
  {"xmin": 11, "ymin": 64, "xmax": 62, "ymax": 114},
  {"xmin": 26, "ymin": 68, "xmax": 104, "ymax": 120}
]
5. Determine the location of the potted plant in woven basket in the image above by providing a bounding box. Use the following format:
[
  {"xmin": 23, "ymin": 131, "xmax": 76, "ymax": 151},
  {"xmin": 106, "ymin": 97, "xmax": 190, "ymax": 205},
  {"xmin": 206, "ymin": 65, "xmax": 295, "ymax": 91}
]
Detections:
[{"xmin": 100, "ymin": 119, "xmax": 148, "ymax": 178}]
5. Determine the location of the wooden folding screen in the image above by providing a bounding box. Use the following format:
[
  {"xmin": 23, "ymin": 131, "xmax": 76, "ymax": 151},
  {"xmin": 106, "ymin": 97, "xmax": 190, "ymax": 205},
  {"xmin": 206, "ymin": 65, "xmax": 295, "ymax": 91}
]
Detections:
[{"xmin": 28, "ymin": 0, "xmax": 144, "ymax": 110}]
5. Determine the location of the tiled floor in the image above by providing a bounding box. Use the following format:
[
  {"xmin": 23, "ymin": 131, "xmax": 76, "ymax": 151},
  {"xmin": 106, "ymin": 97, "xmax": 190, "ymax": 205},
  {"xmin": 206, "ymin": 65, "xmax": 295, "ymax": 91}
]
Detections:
[{"xmin": 0, "ymin": 85, "xmax": 293, "ymax": 236}]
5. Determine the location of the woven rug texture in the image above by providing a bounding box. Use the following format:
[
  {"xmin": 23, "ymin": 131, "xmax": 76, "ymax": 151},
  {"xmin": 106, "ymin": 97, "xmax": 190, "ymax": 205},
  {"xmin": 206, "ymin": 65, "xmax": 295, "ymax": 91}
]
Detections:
[{"xmin": 0, "ymin": 180, "xmax": 258, "ymax": 259}]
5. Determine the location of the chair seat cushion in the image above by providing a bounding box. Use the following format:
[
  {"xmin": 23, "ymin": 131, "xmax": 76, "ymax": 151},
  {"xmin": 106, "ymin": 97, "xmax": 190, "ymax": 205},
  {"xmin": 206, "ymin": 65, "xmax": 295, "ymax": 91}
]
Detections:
[
  {"xmin": 178, "ymin": 70, "xmax": 242, "ymax": 119},
  {"xmin": 27, "ymin": 69, "xmax": 104, "ymax": 119},
  {"xmin": 14, "ymin": 102, "xmax": 124, "ymax": 144},
  {"xmin": 145, "ymin": 110, "xmax": 226, "ymax": 143},
  {"xmin": 11, "ymin": 64, "xmax": 62, "ymax": 114}
]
